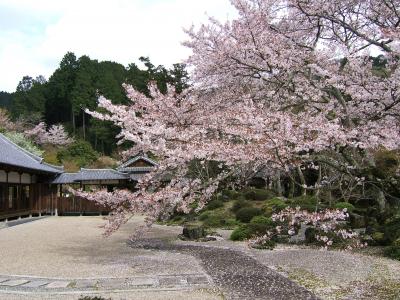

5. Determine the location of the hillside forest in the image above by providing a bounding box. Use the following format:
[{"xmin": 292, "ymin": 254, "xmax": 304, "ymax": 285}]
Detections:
[{"xmin": 0, "ymin": 52, "xmax": 188, "ymax": 170}]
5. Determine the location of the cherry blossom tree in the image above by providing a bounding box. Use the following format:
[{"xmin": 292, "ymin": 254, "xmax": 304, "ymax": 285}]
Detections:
[
  {"xmin": 25, "ymin": 122, "xmax": 74, "ymax": 146},
  {"xmin": 82, "ymin": 0, "xmax": 400, "ymax": 234},
  {"xmin": 0, "ymin": 109, "xmax": 15, "ymax": 131},
  {"xmin": 248, "ymin": 207, "xmax": 367, "ymax": 250}
]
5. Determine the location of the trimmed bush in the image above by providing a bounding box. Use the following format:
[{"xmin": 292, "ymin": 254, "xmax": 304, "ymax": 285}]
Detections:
[
  {"xmin": 230, "ymin": 225, "xmax": 251, "ymax": 241},
  {"xmin": 206, "ymin": 200, "xmax": 224, "ymax": 210},
  {"xmin": 202, "ymin": 214, "xmax": 222, "ymax": 227},
  {"xmin": 224, "ymin": 218, "xmax": 240, "ymax": 229},
  {"xmin": 288, "ymin": 195, "xmax": 318, "ymax": 211},
  {"xmin": 199, "ymin": 211, "xmax": 210, "ymax": 221},
  {"xmin": 372, "ymin": 232, "xmax": 385, "ymax": 244},
  {"xmin": 235, "ymin": 207, "xmax": 263, "ymax": 223},
  {"xmin": 383, "ymin": 215, "xmax": 400, "ymax": 244},
  {"xmin": 200, "ymin": 210, "xmax": 235, "ymax": 228},
  {"xmin": 244, "ymin": 189, "xmax": 276, "ymax": 201},
  {"xmin": 231, "ymin": 199, "xmax": 252, "ymax": 213},
  {"xmin": 263, "ymin": 198, "xmax": 287, "ymax": 216},
  {"xmin": 384, "ymin": 242, "xmax": 400, "ymax": 261},
  {"xmin": 221, "ymin": 189, "xmax": 241, "ymax": 200},
  {"xmin": 250, "ymin": 216, "xmax": 274, "ymax": 225},
  {"xmin": 334, "ymin": 202, "xmax": 355, "ymax": 212}
]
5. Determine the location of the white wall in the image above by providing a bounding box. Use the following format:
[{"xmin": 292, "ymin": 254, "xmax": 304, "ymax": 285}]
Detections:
[{"xmin": 0, "ymin": 171, "xmax": 32, "ymax": 183}]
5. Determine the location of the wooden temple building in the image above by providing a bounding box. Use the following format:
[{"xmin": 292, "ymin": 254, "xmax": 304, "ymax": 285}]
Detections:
[{"xmin": 0, "ymin": 133, "xmax": 158, "ymax": 221}]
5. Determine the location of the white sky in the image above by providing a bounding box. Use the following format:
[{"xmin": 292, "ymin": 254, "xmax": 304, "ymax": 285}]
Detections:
[{"xmin": 0, "ymin": 0, "xmax": 235, "ymax": 92}]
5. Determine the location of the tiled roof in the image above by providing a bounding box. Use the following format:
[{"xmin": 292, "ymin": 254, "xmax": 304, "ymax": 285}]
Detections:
[
  {"xmin": 117, "ymin": 166, "xmax": 155, "ymax": 173},
  {"xmin": 51, "ymin": 169, "xmax": 129, "ymax": 184},
  {"xmin": 0, "ymin": 133, "xmax": 63, "ymax": 174},
  {"xmin": 79, "ymin": 168, "xmax": 129, "ymax": 181},
  {"xmin": 51, "ymin": 173, "xmax": 79, "ymax": 184},
  {"xmin": 117, "ymin": 155, "xmax": 158, "ymax": 172}
]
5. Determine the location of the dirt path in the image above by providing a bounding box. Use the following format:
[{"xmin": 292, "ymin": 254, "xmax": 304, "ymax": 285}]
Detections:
[{"xmin": 130, "ymin": 238, "xmax": 318, "ymax": 300}]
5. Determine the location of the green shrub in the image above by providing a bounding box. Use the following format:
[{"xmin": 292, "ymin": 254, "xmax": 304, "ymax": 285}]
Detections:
[
  {"xmin": 383, "ymin": 215, "xmax": 400, "ymax": 244},
  {"xmin": 334, "ymin": 202, "xmax": 355, "ymax": 212},
  {"xmin": 384, "ymin": 244, "xmax": 400, "ymax": 261},
  {"xmin": 263, "ymin": 198, "xmax": 287, "ymax": 216},
  {"xmin": 200, "ymin": 210, "xmax": 235, "ymax": 228},
  {"xmin": 221, "ymin": 189, "xmax": 241, "ymax": 200},
  {"xmin": 250, "ymin": 216, "xmax": 274, "ymax": 225},
  {"xmin": 224, "ymin": 218, "xmax": 240, "ymax": 229},
  {"xmin": 372, "ymin": 232, "xmax": 385, "ymax": 244},
  {"xmin": 288, "ymin": 195, "xmax": 318, "ymax": 211},
  {"xmin": 235, "ymin": 207, "xmax": 263, "ymax": 223},
  {"xmin": 206, "ymin": 200, "xmax": 224, "ymax": 210},
  {"xmin": 244, "ymin": 189, "xmax": 276, "ymax": 201},
  {"xmin": 230, "ymin": 225, "xmax": 251, "ymax": 241},
  {"xmin": 199, "ymin": 211, "xmax": 210, "ymax": 221},
  {"xmin": 57, "ymin": 140, "xmax": 98, "ymax": 167},
  {"xmin": 231, "ymin": 199, "xmax": 252, "ymax": 213},
  {"xmin": 202, "ymin": 214, "xmax": 222, "ymax": 227}
]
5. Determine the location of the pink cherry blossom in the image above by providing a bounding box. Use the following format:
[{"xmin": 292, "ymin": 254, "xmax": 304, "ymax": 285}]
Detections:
[{"xmin": 83, "ymin": 0, "xmax": 400, "ymax": 234}]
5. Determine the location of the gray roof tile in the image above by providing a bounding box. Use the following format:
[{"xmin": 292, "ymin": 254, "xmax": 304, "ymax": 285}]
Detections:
[
  {"xmin": 51, "ymin": 169, "xmax": 129, "ymax": 184},
  {"xmin": 0, "ymin": 133, "xmax": 63, "ymax": 174}
]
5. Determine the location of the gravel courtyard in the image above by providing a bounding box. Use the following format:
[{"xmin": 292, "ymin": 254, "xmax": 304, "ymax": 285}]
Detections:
[{"xmin": 1, "ymin": 216, "xmax": 399, "ymax": 299}]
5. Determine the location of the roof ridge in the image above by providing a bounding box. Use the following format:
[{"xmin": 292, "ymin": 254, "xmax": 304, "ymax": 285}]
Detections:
[
  {"xmin": 0, "ymin": 133, "xmax": 43, "ymax": 163},
  {"xmin": 0, "ymin": 133, "xmax": 63, "ymax": 173}
]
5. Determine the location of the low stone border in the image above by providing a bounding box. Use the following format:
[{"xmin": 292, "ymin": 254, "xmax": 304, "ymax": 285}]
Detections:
[{"xmin": 0, "ymin": 273, "xmax": 212, "ymax": 293}]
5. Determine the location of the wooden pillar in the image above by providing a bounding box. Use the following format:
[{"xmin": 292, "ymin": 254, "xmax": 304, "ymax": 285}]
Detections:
[
  {"xmin": 18, "ymin": 173, "xmax": 22, "ymax": 218},
  {"xmin": 4, "ymin": 172, "xmax": 9, "ymax": 222},
  {"xmin": 38, "ymin": 184, "xmax": 42, "ymax": 217}
]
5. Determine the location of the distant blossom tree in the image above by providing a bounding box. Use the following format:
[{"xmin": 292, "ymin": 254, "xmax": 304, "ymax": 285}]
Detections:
[
  {"xmin": 0, "ymin": 109, "xmax": 15, "ymax": 131},
  {"xmin": 80, "ymin": 0, "xmax": 400, "ymax": 235},
  {"xmin": 25, "ymin": 122, "xmax": 74, "ymax": 146}
]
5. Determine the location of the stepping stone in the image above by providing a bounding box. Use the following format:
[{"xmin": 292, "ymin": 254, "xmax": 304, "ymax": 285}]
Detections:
[
  {"xmin": 158, "ymin": 276, "xmax": 185, "ymax": 286},
  {"xmin": 74, "ymin": 280, "xmax": 98, "ymax": 289},
  {"xmin": 127, "ymin": 277, "xmax": 156, "ymax": 287},
  {"xmin": 22, "ymin": 280, "xmax": 50, "ymax": 288},
  {"xmin": 0, "ymin": 280, "xmax": 29, "ymax": 287},
  {"xmin": 187, "ymin": 275, "xmax": 210, "ymax": 285},
  {"xmin": 45, "ymin": 281, "xmax": 71, "ymax": 289}
]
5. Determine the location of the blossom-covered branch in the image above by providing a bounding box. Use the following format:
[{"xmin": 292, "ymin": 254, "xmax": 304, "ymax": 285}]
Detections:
[
  {"xmin": 25, "ymin": 122, "xmax": 74, "ymax": 146},
  {"xmin": 85, "ymin": 0, "xmax": 400, "ymax": 233}
]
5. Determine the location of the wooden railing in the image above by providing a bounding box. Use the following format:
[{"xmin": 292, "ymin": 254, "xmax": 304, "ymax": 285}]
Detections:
[{"xmin": 58, "ymin": 196, "xmax": 109, "ymax": 215}]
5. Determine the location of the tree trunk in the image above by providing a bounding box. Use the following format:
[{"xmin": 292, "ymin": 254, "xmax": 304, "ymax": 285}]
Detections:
[
  {"xmin": 276, "ymin": 170, "xmax": 282, "ymax": 196},
  {"xmin": 72, "ymin": 109, "xmax": 76, "ymax": 134},
  {"xmin": 297, "ymin": 166, "xmax": 307, "ymax": 196},
  {"xmin": 315, "ymin": 166, "xmax": 322, "ymax": 211},
  {"xmin": 288, "ymin": 177, "xmax": 295, "ymax": 199}
]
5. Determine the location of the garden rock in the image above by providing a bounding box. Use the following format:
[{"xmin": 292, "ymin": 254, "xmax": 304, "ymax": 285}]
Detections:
[
  {"xmin": 350, "ymin": 213, "xmax": 365, "ymax": 228},
  {"xmin": 182, "ymin": 225, "xmax": 206, "ymax": 240}
]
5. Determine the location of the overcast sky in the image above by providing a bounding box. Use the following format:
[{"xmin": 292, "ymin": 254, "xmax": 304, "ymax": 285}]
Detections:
[{"xmin": 0, "ymin": 0, "xmax": 235, "ymax": 92}]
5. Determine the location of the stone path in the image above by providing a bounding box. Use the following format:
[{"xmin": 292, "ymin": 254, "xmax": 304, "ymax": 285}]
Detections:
[
  {"xmin": 130, "ymin": 239, "xmax": 319, "ymax": 300},
  {"xmin": 0, "ymin": 273, "xmax": 211, "ymax": 293}
]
